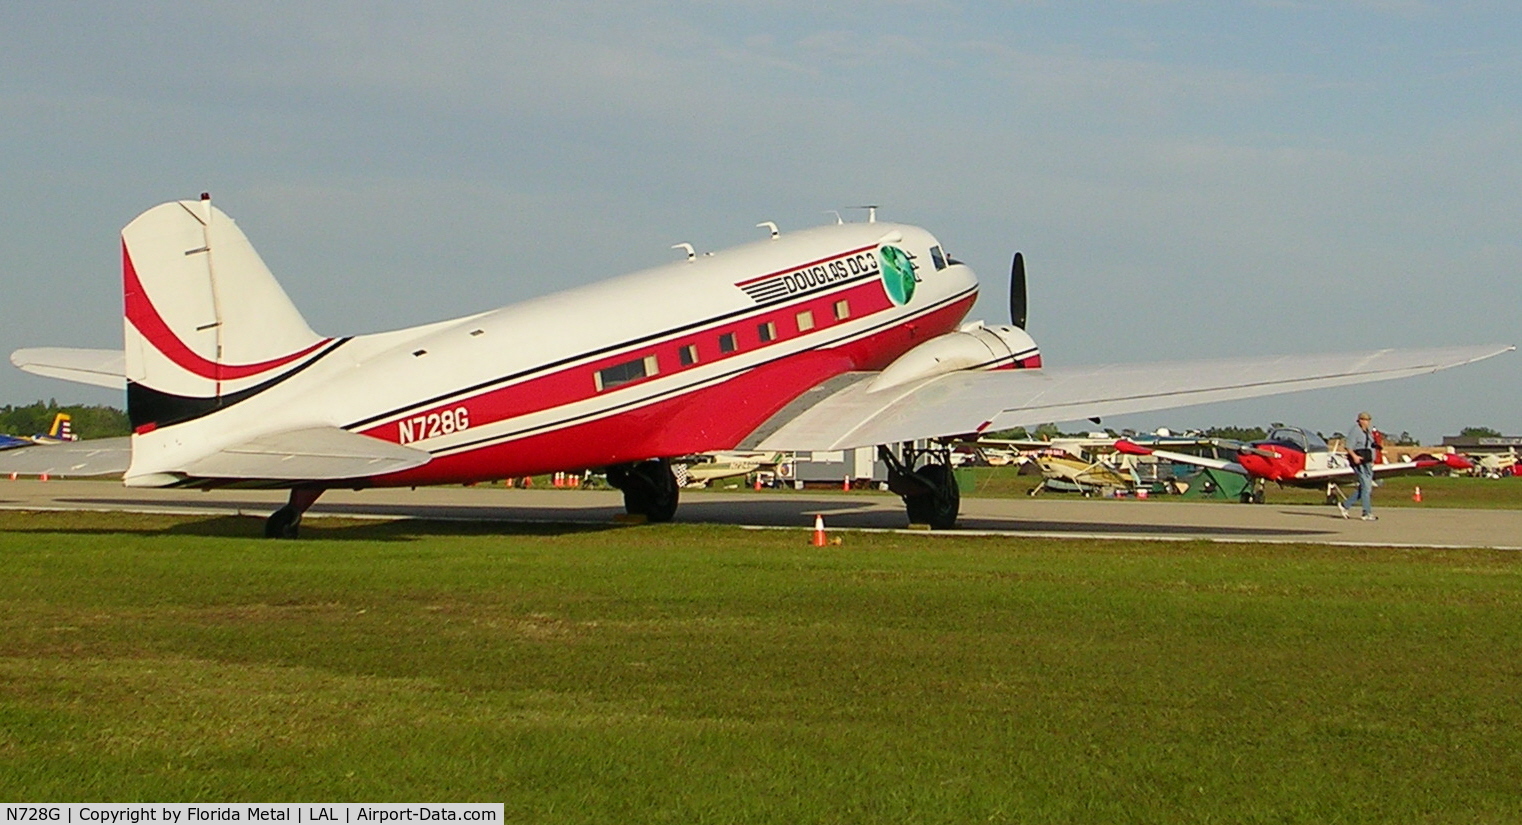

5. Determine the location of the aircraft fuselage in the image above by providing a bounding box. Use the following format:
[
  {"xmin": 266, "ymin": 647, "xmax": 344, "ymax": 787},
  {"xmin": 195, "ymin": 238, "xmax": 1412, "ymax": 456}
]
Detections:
[{"xmin": 130, "ymin": 221, "xmax": 979, "ymax": 486}]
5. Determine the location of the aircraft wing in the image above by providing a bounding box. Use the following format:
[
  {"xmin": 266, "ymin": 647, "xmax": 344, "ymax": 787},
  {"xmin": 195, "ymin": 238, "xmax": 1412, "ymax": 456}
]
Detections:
[
  {"xmin": 1113, "ymin": 440, "xmax": 1247, "ymax": 475},
  {"xmin": 749, "ymin": 344, "xmax": 1513, "ymax": 451},
  {"xmin": 1296, "ymin": 453, "xmax": 1470, "ymax": 481},
  {"xmin": 0, "ymin": 437, "xmax": 131, "ymax": 477},
  {"xmin": 11, "ymin": 347, "xmax": 126, "ymax": 389},
  {"xmin": 182, "ymin": 427, "xmax": 431, "ymax": 481}
]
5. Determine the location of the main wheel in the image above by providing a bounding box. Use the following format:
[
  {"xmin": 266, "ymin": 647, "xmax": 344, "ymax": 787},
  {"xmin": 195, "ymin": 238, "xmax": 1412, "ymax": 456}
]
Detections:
[
  {"xmin": 264, "ymin": 504, "xmax": 301, "ymax": 539},
  {"xmin": 617, "ymin": 460, "xmax": 680, "ymax": 522},
  {"xmin": 904, "ymin": 463, "xmax": 960, "ymax": 529}
]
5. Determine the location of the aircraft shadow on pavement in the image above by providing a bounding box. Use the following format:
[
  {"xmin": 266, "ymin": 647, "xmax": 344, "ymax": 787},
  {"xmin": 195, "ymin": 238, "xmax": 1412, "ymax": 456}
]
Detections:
[{"xmin": 52, "ymin": 495, "xmax": 1334, "ymax": 540}]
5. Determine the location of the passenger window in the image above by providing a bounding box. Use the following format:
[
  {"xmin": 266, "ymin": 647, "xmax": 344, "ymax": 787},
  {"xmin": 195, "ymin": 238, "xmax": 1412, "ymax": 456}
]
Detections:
[
  {"xmin": 833, "ymin": 299, "xmax": 850, "ymax": 321},
  {"xmin": 758, "ymin": 321, "xmax": 777, "ymax": 343},
  {"xmin": 796, "ymin": 310, "xmax": 815, "ymax": 332},
  {"xmin": 679, "ymin": 344, "xmax": 699, "ymax": 366},
  {"xmin": 595, "ymin": 355, "xmax": 658, "ymax": 391},
  {"xmin": 719, "ymin": 332, "xmax": 738, "ymax": 353}
]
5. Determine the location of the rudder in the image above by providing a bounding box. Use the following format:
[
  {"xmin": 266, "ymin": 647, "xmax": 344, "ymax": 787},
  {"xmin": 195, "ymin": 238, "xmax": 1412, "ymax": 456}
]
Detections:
[{"xmin": 123, "ymin": 195, "xmax": 335, "ymax": 431}]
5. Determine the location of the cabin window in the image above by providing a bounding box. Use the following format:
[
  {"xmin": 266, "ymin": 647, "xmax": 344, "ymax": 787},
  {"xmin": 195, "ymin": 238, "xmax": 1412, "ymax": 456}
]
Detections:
[
  {"xmin": 833, "ymin": 299, "xmax": 851, "ymax": 320},
  {"xmin": 757, "ymin": 321, "xmax": 777, "ymax": 343},
  {"xmin": 595, "ymin": 355, "xmax": 659, "ymax": 391},
  {"xmin": 719, "ymin": 332, "xmax": 738, "ymax": 353},
  {"xmin": 679, "ymin": 344, "xmax": 699, "ymax": 366},
  {"xmin": 930, "ymin": 246, "xmax": 947, "ymax": 270},
  {"xmin": 796, "ymin": 310, "xmax": 815, "ymax": 332}
]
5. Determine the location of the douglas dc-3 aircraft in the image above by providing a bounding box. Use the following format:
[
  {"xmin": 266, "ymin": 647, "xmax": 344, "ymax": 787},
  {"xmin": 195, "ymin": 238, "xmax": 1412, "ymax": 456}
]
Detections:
[{"xmin": 5, "ymin": 196, "xmax": 1513, "ymax": 536}]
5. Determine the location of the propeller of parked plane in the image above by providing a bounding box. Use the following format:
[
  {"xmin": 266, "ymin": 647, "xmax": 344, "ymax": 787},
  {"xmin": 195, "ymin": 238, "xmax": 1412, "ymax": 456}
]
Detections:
[{"xmin": 1010, "ymin": 252, "xmax": 1027, "ymax": 330}]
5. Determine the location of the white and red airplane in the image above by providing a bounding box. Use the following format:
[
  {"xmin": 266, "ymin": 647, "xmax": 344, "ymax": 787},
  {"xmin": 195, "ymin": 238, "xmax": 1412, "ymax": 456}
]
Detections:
[
  {"xmin": 5, "ymin": 196, "xmax": 1512, "ymax": 535},
  {"xmin": 1114, "ymin": 426, "xmax": 1473, "ymax": 504}
]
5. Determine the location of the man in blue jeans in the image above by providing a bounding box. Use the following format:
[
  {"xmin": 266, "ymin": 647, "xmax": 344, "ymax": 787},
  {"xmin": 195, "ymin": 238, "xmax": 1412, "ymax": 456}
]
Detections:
[{"xmin": 1341, "ymin": 412, "xmax": 1377, "ymax": 521}]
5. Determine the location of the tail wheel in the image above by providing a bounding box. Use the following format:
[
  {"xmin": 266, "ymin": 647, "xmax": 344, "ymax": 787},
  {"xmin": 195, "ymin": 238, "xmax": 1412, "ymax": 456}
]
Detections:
[
  {"xmin": 263, "ymin": 488, "xmax": 324, "ymax": 539},
  {"xmin": 264, "ymin": 505, "xmax": 301, "ymax": 539}
]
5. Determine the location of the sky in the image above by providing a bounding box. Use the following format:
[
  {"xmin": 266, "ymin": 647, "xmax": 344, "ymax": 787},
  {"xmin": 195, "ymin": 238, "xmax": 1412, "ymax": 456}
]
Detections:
[{"xmin": 1, "ymin": 1, "xmax": 1517, "ymax": 443}]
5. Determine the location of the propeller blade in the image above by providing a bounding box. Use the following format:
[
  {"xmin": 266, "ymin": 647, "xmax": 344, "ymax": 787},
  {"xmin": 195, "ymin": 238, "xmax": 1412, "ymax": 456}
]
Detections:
[{"xmin": 1010, "ymin": 252, "xmax": 1027, "ymax": 330}]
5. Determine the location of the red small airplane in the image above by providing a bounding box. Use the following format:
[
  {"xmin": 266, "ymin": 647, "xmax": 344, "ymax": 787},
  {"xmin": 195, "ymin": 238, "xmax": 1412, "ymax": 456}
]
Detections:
[{"xmin": 1115, "ymin": 426, "xmax": 1472, "ymax": 504}]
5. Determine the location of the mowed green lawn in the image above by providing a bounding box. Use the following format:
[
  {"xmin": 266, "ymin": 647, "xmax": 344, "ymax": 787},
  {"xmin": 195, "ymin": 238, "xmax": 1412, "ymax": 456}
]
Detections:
[{"xmin": 3, "ymin": 511, "xmax": 1521, "ymax": 823}]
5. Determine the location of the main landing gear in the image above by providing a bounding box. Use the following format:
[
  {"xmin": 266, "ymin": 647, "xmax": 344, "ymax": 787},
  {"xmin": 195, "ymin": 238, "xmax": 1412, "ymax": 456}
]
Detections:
[
  {"xmin": 879, "ymin": 443, "xmax": 960, "ymax": 529},
  {"xmin": 1239, "ymin": 478, "xmax": 1268, "ymax": 505},
  {"xmin": 265, "ymin": 487, "xmax": 326, "ymax": 539},
  {"xmin": 606, "ymin": 459, "xmax": 680, "ymax": 522}
]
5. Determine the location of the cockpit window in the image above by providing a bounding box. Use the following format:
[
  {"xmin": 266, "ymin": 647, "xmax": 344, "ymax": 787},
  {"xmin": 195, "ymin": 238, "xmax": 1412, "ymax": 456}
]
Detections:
[
  {"xmin": 930, "ymin": 245, "xmax": 947, "ymax": 271},
  {"xmin": 1265, "ymin": 427, "xmax": 1327, "ymax": 452}
]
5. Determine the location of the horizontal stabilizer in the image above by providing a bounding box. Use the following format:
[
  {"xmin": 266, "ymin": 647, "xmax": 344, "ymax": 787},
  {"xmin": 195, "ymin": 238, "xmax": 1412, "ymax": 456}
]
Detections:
[
  {"xmin": 11, "ymin": 348, "xmax": 126, "ymax": 389},
  {"xmin": 753, "ymin": 344, "xmax": 1515, "ymax": 451},
  {"xmin": 182, "ymin": 427, "xmax": 431, "ymax": 481},
  {"xmin": 0, "ymin": 437, "xmax": 131, "ymax": 477}
]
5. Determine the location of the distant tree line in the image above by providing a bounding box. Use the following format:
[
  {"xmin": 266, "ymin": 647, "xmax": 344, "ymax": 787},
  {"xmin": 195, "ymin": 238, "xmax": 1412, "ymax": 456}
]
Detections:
[
  {"xmin": 0, "ymin": 400, "xmax": 130, "ymax": 440},
  {"xmin": 0, "ymin": 402, "xmax": 1508, "ymax": 445}
]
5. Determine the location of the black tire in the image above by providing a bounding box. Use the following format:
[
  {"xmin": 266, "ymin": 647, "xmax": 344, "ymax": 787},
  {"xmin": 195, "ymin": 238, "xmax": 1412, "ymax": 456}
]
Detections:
[
  {"xmin": 1239, "ymin": 491, "xmax": 1254, "ymax": 505},
  {"xmin": 264, "ymin": 505, "xmax": 301, "ymax": 539},
  {"xmin": 904, "ymin": 463, "xmax": 960, "ymax": 529},
  {"xmin": 621, "ymin": 460, "xmax": 680, "ymax": 523}
]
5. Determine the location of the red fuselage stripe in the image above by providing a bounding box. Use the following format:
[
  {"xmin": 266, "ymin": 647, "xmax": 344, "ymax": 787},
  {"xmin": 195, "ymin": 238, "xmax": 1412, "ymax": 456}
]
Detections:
[
  {"xmin": 359, "ymin": 275, "xmax": 910, "ymax": 437},
  {"xmin": 364, "ymin": 291, "xmax": 980, "ymax": 485}
]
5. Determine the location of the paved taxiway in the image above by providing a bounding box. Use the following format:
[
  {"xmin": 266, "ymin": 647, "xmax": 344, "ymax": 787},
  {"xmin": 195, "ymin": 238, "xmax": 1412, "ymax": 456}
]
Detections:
[{"xmin": 2, "ymin": 479, "xmax": 1518, "ymax": 549}]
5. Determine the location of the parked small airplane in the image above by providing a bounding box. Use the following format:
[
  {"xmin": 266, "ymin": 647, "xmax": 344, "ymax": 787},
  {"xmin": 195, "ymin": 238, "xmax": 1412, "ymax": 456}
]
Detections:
[
  {"xmin": 1029, "ymin": 452, "xmax": 1137, "ymax": 497},
  {"xmin": 0, "ymin": 413, "xmax": 78, "ymax": 450},
  {"xmin": 1114, "ymin": 425, "xmax": 1473, "ymax": 504},
  {"xmin": 1475, "ymin": 449, "xmax": 1518, "ymax": 479},
  {"xmin": 4, "ymin": 196, "xmax": 1512, "ymax": 535},
  {"xmin": 675, "ymin": 451, "xmax": 785, "ymax": 487},
  {"xmin": 996, "ymin": 433, "xmax": 1221, "ymax": 497}
]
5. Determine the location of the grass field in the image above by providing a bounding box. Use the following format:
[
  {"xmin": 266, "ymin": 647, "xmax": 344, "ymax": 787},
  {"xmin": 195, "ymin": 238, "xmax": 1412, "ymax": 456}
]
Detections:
[{"xmin": 3, "ymin": 510, "xmax": 1521, "ymax": 822}]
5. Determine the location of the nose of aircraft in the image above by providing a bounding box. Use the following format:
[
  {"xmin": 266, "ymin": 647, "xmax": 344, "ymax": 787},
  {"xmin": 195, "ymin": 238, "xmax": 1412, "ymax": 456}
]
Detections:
[{"xmin": 1236, "ymin": 444, "xmax": 1286, "ymax": 480}]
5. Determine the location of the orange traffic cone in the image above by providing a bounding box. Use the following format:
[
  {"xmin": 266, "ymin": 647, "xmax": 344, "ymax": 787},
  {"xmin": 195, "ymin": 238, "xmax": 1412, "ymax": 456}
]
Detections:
[
  {"xmin": 7, "ymin": 472, "xmax": 15, "ymax": 481},
  {"xmin": 1412, "ymin": 486, "xmax": 1422, "ymax": 502},
  {"xmin": 812, "ymin": 514, "xmax": 828, "ymax": 547},
  {"xmin": 843, "ymin": 475, "xmax": 851, "ymax": 491},
  {"xmin": 39, "ymin": 472, "xmax": 49, "ymax": 482},
  {"xmin": 753, "ymin": 476, "xmax": 762, "ymax": 490}
]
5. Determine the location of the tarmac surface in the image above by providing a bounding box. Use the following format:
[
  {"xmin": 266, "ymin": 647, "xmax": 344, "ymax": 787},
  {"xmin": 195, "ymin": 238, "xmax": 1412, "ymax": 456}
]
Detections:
[{"xmin": 2, "ymin": 479, "xmax": 1519, "ymax": 549}]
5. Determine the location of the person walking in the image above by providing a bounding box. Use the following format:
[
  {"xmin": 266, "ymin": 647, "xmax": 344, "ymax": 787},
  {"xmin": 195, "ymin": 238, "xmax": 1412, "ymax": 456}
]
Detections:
[{"xmin": 1341, "ymin": 411, "xmax": 1378, "ymax": 521}]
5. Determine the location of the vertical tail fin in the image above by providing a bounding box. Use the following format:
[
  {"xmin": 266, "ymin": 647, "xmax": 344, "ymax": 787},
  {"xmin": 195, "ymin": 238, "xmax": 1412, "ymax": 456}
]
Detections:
[
  {"xmin": 123, "ymin": 196, "xmax": 335, "ymax": 432},
  {"xmin": 47, "ymin": 413, "xmax": 74, "ymax": 441}
]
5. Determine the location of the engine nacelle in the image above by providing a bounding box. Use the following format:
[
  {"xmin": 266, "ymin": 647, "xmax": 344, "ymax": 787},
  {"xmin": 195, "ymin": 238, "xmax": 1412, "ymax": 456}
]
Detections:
[{"xmin": 868, "ymin": 323, "xmax": 1040, "ymax": 393}]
